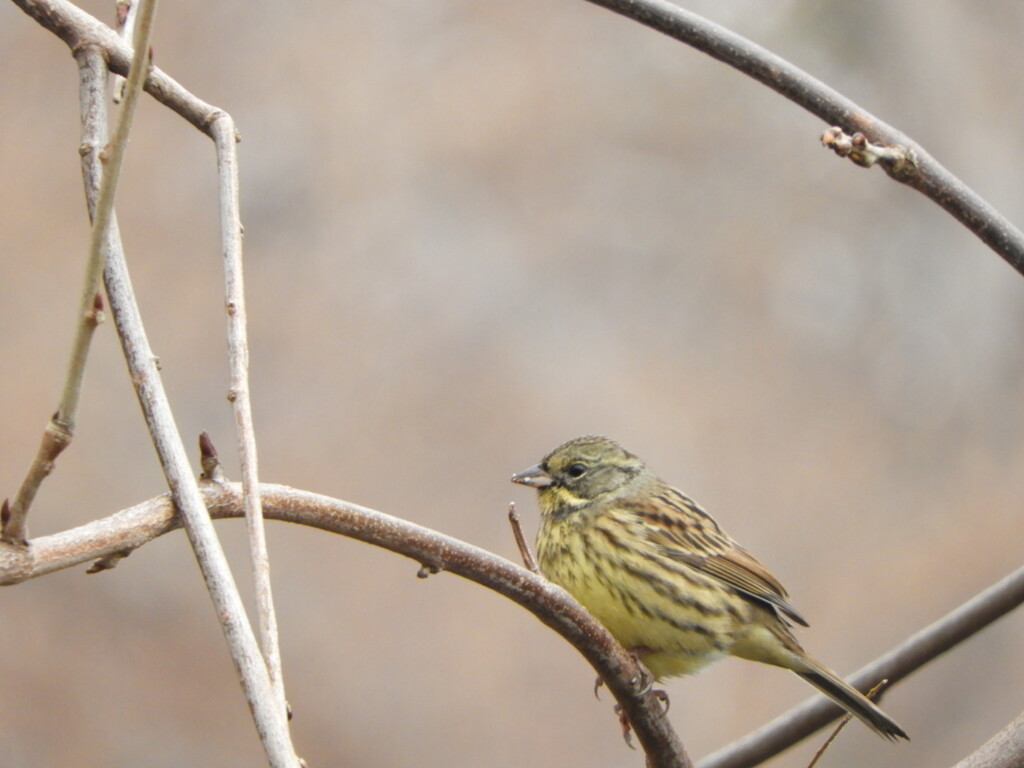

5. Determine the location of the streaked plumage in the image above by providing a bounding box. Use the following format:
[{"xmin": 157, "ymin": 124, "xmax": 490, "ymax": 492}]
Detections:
[{"xmin": 512, "ymin": 435, "xmax": 907, "ymax": 741}]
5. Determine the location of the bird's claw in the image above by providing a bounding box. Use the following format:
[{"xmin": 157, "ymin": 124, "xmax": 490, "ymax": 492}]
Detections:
[
  {"xmin": 652, "ymin": 688, "xmax": 670, "ymax": 713},
  {"xmin": 613, "ymin": 703, "xmax": 635, "ymax": 749}
]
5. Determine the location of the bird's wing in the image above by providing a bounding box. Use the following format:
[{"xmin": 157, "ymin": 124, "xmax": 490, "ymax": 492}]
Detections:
[{"xmin": 630, "ymin": 486, "xmax": 810, "ymax": 627}]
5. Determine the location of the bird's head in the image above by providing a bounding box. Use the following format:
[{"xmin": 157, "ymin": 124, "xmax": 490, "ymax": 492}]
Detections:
[{"xmin": 511, "ymin": 435, "xmax": 646, "ymax": 514}]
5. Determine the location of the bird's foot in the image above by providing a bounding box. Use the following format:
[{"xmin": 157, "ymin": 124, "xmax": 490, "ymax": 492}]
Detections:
[{"xmin": 626, "ymin": 647, "xmax": 655, "ymax": 696}]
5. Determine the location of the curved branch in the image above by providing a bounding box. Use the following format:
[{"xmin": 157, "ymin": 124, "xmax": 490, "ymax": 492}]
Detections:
[
  {"xmin": 5, "ymin": 481, "xmax": 1022, "ymax": 766},
  {"xmin": 0, "ymin": 482, "xmax": 692, "ymax": 768},
  {"xmin": 15, "ymin": 0, "xmax": 1024, "ymax": 275},
  {"xmin": 581, "ymin": 0, "xmax": 1024, "ymax": 276}
]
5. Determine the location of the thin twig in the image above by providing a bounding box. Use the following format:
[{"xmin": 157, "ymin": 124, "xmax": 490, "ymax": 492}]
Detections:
[
  {"xmin": 806, "ymin": 680, "xmax": 888, "ymax": 768},
  {"xmin": 508, "ymin": 502, "xmax": 540, "ymax": 574},
  {"xmin": 580, "ymin": 0, "xmax": 1024, "ymax": 276},
  {"xmin": 2, "ymin": 0, "xmax": 157, "ymax": 544},
  {"xmin": 0, "ymin": 482, "xmax": 692, "ymax": 768},
  {"xmin": 112, "ymin": 0, "xmax": 135, "ymax": 103},
  {"xmin": 700, "ymin": 566, "xmax": 1024, "ymax": 768},
  {"xmin": 805, "ymin": 714, "xmax": 849, "ymax": 768},
  {"xmin": 2, "ymin": 420, "xmax": 73, "ymax": 544},
  {"xmin": 211, "ymin": 114, "xmax": 287, "ymax": 718}
]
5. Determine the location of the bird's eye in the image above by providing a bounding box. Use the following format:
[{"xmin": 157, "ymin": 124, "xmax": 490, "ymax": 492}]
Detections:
[{"xmin": 566, "ymin": 463, "xmax": 587, "ymax": 479}]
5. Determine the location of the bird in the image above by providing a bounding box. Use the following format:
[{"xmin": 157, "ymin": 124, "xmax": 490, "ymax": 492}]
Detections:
[{"xmin": 511, "ymin": 434, "xmax": 908, "ymax": 740}]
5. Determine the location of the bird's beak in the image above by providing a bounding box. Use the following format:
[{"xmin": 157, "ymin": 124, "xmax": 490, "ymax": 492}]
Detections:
[{"xmin": 511, "ymin": 463, "xmax": 554, "ymax": 488}]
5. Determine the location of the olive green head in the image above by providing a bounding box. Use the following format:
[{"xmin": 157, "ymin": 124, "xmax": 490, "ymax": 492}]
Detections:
[{"xmin": 511, "ymin": 435, "xmax": 647, "ymax": 513}]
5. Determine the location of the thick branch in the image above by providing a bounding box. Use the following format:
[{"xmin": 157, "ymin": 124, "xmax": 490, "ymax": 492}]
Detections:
[
  {"xmin": 581, "ymin": 0, "xmax": 1024, "ymax": 276},
  {"xmin": 4, "ymin": 481, "xmax": 1023, "ymax": 765},
  {"xmin": 0, "ymin": 482, "xmax": 691, "ymax": 768},
  {"xmin": 952, "ymin": 710, "xmax": 1024, "ymax": 768}
]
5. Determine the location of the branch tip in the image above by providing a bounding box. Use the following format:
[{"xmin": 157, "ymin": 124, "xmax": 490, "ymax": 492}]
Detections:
[{"xmin": 508, "ymin": 502, "xmax": 540, "ymax": 574}]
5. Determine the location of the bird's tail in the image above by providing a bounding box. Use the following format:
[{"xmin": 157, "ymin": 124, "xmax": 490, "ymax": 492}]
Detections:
[{"xmin": 795, "ymin": 662, "xmax": 909, "ymax": 741}]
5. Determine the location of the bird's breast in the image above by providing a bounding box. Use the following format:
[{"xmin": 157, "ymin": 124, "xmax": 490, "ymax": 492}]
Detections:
[{"xmin": 536, "ymin": 513, "xmax": 752, "ymax": 679}]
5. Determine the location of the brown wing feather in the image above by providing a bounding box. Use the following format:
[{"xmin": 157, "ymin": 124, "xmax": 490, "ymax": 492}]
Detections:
[{"xmin": 626, "ymin": 485, "xmax": 809, "ymax": 627}]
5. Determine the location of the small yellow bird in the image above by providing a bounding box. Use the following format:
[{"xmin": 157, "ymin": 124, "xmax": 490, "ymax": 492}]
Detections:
[{"xmin": 512, "ymin": 435, "xmax": 907, "ymax": 740}]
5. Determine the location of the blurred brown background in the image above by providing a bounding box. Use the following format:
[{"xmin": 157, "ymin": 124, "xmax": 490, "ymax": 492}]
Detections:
[{"xmin": 2, "ymin": 1, "xmax": 1023, "ymax": 766}]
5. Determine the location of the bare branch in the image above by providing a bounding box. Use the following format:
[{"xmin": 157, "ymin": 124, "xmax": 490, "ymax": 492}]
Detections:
[
  {"xmin": 20, "ymin": 0, "xmax": 1024, "ymax": 278},
  {"xmin": 55, "ymin": 24, "xmax": 301, "ymax": 765},
  {"xmin": 2, "ymin": 0, "xmax": 156, "ymax": 544},
  {"xmin": 67, "ymin": 0, "xmax": 156, "ymax": 417},
  {"xmin": 102, "ymin": 230, "xmax": 301, "ymax": 767},
  {"xmin": 111, "ymin": 0, "xmax": 136, "ymax": 103},
  {"xmin": 508, "ymin": 502, "xmax": 540, "ymax": 574},
  {"xmin": 0, "ymin": 45, "xmax": 116, "ymax": 547},
  {"xmin": 1, "ymin": 420, "xmax": 71, "ymax": 544},
  {"xmin": 580, "ymin": 0, "xmax": 1024, "ymax": 276},
  {"xmin": 211, "ymin": 113, "xmax": 288, "ymax": 719},
  {"xmin": 952, "ymin": 709, "xmax": 1024, "ymax": 768},
  {"xmin": 699, "ymin": 565, "xmax": 1024, "ymax": 768},
  {"xmin": 0, "ymin": 483, "xmax": 692, "ymax": 768},
  {"xmin": 11, "ymin": 0, "xmax": 222, "ymax": 133}
]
